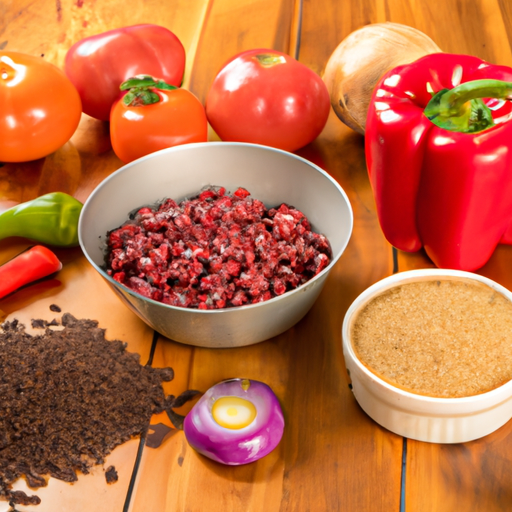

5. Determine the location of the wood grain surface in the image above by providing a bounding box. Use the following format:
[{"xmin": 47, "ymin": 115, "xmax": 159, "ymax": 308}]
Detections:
[{"xmin": 2, "ymin": 0, "xmax": 512, "ymax": 511}]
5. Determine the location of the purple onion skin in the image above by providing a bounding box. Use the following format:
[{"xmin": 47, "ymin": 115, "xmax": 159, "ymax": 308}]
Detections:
[{"xmin": 183, "ymin": 378, "xmax": 285, "ymax": 465}]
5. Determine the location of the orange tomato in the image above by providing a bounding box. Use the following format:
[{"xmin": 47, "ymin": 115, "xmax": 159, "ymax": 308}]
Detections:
[
  {"xmin": 0, "ymin": 51, "xmax": 82, "ymax": 162},
  {"xmin": 110, "ymin": 78, "xmax": 208, "ymax": 164}
]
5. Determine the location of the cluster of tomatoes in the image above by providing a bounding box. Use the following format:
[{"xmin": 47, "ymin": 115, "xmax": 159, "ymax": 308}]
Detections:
[{"xmin": 0, "ymin": 24, "xmax": 331, "ymax": 164}]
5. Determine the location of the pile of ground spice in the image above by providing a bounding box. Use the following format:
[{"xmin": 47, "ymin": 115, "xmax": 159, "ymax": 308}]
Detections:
[{"xmin": 0, "ymin": 311, "xmax": 174, "ymax": 507}]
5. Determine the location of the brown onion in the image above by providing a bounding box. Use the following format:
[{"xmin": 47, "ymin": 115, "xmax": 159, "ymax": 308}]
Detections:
[{"xmin": 322, "ymin": 22, "xmax": 442, "ymax": 134}]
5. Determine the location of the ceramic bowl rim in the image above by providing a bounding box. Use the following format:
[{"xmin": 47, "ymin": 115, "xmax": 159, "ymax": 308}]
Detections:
[{"xmin": 342, "ymin": 268, "xmax": 512, "ymax": 405}]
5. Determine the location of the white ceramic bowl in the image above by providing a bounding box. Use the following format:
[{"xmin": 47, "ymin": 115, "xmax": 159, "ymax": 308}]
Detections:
[
  {"xmin": 342, "ymin": 269, "xmax": 512, "ymax": 443},
  {"xmin": 79, "ymin": 142, "xmax": 353, "ymax": 348}
]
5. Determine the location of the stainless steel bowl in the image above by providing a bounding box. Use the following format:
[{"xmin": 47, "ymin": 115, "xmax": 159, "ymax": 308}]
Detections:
[{"xmin": 79, "ymin": 142, "xmax": 353, "ymax": 348}]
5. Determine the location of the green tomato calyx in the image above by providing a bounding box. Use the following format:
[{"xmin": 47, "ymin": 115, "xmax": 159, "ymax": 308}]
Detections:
[
  {"xmin": 120, "ymin": 75, "xmax": 177, "ymax": 107},
  {"xmin": 253, "ymin": 53, "xmax": 287, "ymax": 68}
]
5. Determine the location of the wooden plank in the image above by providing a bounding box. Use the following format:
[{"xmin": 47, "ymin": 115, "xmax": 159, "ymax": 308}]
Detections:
[
  {"xmin": 0, "ymin": 240, "xmax": 155, "ymax": 512},
  {"xmin": 187, "ymin": 0, "xmax": 297, "ymax": 103},
  {"xmin": 357, "ymin": 2, "xmax": 512, "ymax": 511},
  {"xmin": 0, "ymin": 0, "xmax": 215, "ymax": 201},
  {"xmin": 0, "ymin": 0, "xmax": 213, "ymax": 68},
  {"xmin": 130, "ymin": 1, "xmax": 402, "ymax": 508},
  {"xmin": 0, "ymin": 1, "xmax": 211, "ymax": 510},
  {"xmin": 4, "ymin": 0, "xmax": 512, "ymax": 511},
  {"xmin": 0, "ymin": 440, "xmax": 141, "ymax": 512},
  {"xmin": 402, "ymin": 243, "xmax": 512, "ymax": 512},
  {"xmin": 406, "ymin": 421, "xmax": 512, "ymax": 512},
  {"xmin": 293, "ymin": 3, "xmax": 402, "ymax": 510},
  {"xmin": 303, "ymin": 2, "xmax": 512, "ymax": 512}
]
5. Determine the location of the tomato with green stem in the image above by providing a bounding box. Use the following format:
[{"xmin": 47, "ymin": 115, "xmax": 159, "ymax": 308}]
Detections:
[
  {"xmin": 206, "ymin": 49, "xmax": 331, "ymax": 152},
  {"xmin": 110, "ymin": 76, "xmax": 208, "ymax": 164},
  {"xmin": 0, "ymin": 51, "xmax": 82, "ymax": 163}
]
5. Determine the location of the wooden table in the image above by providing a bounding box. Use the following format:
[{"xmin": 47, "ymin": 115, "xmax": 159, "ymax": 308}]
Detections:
[{"xmin": 2, "ymin": 1, "xmax": 512, "ymax": 510}]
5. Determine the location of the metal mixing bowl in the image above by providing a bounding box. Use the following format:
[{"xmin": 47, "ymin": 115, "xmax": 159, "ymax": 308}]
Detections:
[{"xmin": 79, "ymin": 142, "xmax": 353, "ymax": 348}]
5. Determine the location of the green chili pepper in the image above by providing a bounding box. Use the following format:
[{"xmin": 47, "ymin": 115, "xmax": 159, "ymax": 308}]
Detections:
[{"xmin": 0, "ymin": 192, "xmax": 83, "ymax": 247}]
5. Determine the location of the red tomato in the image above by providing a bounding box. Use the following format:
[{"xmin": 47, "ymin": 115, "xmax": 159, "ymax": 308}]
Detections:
[
  {"xmin": 206, "ymin": 49, "xmax": 331, "ymax": 152},
  {"xmin": 0, "ymin": 51, "xmax": 82, "ymax": 163},
  {"xmin": 64, "ymin": 24, "xmax": 185, "ymax": 121},
  {"xmin": 110, "ymin": 77, "xmax": 208, "ymax": 163}
]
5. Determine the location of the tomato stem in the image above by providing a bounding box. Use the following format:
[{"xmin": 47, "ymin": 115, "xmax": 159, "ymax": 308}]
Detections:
[
  {"xmin": 120, "ymin": 75, "xmax": 177, "ymax": 107},
  {"xmin": 253, "ymin": 54, "xmax": 287, "ymax": 67}
]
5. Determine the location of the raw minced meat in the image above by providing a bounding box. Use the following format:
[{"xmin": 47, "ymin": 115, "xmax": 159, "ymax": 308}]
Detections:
[{"xmin": 105, "ymin": 186, "xmax": 332, "ymax": 310}]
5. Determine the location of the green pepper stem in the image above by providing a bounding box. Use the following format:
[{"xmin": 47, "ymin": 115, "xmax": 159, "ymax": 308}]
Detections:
[
  {"xmin": 424, "ymin": 79, "xmax": 512, "ymax": 133},
  {"xmin": 440, "ymin": 79, "xmax": 512, "ymax": 115}
]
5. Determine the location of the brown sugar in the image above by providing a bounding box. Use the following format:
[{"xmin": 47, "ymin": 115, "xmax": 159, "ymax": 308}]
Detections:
[{"xmin": 351, "ymin": 278, "xmax": 512, "ymax": 398}]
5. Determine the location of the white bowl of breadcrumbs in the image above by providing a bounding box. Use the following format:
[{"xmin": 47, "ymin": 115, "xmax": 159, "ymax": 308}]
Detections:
[{"xmin": 342, "ymin": 268, "xmax": 512, "ymax": 443}]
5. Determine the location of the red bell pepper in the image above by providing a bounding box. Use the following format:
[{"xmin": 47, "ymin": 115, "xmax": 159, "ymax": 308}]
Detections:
[
  {"xmin": 365, "ymin": 53, "xmax": 512, "ymax": 270},
  {"xmin": 0, "ymin": 245, "xmax": 62, "ymax": 299}
]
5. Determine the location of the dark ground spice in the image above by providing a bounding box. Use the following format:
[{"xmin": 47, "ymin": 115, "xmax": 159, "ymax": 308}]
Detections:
[
  {"xmin": 0, "ymin": 311, "xmax": 176, "ymax": 506},
  {"xmin": 104, "ymin": 465, "xmax": 118, "ymax": 484}
]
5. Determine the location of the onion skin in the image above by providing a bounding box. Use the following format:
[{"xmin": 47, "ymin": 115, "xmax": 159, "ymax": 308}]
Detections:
[
  {"xmin": 183, "ymin": 378, "xmax": 284, "ymax": 465},
  {"xmin": 322, "ymin": 22, "xmax": 442, "ymax": 134}
]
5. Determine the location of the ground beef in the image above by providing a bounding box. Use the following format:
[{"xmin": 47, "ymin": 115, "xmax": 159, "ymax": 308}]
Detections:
[
  {"xmin": 0, "ymin": 312, "xmax": 175, "ymax": 506},
  {"xmin": 105, "ymin": 186, "xmax": 332, "ymax": 309}
]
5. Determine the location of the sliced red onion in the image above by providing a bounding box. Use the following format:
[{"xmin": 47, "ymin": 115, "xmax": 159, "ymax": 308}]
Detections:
[{"xmin": 183, "ymin": 378, "xmax": 284, "ymax": 465}]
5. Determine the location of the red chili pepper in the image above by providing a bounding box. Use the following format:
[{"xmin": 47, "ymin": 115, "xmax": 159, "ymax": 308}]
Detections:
[
  {"xmin": 0, "ymin": 245, "xmax": 62, "ymax": 299},
  {"xmin": 365, "ymin": 53, "xmax": 512, "ymax": 270}
]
